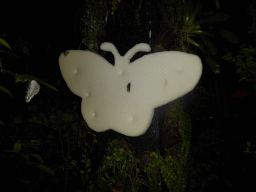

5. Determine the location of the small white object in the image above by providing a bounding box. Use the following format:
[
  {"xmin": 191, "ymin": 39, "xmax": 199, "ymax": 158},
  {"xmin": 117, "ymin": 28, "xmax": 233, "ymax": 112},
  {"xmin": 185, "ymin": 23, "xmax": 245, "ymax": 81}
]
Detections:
[
  {"xmin": 25, "ymin": 80, "xmax": 40, "ymax": 102},
  {"xmin": 59, "ymin": 42, "xmax": 202, "ymax": 136}
]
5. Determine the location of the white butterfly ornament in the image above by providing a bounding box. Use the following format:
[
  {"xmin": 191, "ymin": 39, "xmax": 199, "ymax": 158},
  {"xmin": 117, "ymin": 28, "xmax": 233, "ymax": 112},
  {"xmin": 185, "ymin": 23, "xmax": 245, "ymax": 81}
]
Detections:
[
  {"xmin": 25, "ymin": 80, "xmax": 40, "ymax": 102},
  {"xmin": 59, "ymin": 42, "xmax": 202, "ymax": 136}
]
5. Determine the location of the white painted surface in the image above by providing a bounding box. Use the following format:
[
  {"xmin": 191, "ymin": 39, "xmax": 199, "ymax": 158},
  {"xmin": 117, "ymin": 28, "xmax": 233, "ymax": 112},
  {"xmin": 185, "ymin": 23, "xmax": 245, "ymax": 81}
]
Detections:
[{"xmin": 59, "ymin": 42, "xmax": 202, "ymax": 136}]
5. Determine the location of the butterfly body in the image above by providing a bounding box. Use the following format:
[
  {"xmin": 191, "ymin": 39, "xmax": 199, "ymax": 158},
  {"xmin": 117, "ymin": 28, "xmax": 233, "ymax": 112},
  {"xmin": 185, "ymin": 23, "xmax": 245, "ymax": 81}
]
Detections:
[{"xmin": 127, "ymin": 83, "xmax": 131, "ymax": 92}]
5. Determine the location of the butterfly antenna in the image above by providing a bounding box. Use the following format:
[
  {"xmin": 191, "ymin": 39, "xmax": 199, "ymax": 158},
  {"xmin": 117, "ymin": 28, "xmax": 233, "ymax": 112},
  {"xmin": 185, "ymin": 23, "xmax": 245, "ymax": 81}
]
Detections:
[
  {"xmin": 100, "ymin": 42, "xmax": 120, "ymax": 60},
  {"xmin": 124, "ymin": 43, "xmax": 151, "ymax": 61}
]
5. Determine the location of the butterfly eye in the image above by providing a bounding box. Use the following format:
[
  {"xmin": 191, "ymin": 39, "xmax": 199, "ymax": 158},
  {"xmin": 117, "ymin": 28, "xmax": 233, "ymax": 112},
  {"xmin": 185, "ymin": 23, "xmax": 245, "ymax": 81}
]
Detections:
[
  {"xmin": 127, "ymin": 83, "xmax": 131, "ymax": 92},
  {"xmin": 25, "ymin": 80, "xmax": 40, "ymax": 102},
  {"xmin": 64, "ymin": 51, "xmax": 69, "ymax": 56}
]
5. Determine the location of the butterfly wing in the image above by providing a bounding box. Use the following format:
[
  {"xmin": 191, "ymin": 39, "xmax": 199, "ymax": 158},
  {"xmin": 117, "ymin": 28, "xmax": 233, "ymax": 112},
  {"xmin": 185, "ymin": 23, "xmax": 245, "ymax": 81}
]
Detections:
[
  {"xmin": 59, "ymin": 50, "xmax": 115, "ymax": 97},
  {"xmin": 127, "ymin": 51, "xmax": 202, "ymax": 107},
  {"xmin": 59, "ymin": 50, "xmax": 130, "ymax": 134},
  {"xmin": 26, "ymin": 80, "xmax": 40, "ymax": 102}
]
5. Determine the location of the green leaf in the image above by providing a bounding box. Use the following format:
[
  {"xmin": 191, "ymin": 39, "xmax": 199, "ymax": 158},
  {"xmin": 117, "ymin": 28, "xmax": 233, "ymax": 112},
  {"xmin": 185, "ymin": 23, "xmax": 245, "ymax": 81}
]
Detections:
[
  {"xmin": 202, "ymin": 37, "xmax": 217, "ymax": 55},
  {"xmin": 239, "ymin": 77, "xmax": 247, "ymax": 82},
  {"xmin": 119, "ymin": 148, "xmax": 124, "ymax": 154},
  {"xmin": 15, "ymin": 73, "xmax": 22, "ymax": 83},
  {"xmin": 17, "ymin": 178, "xmax": 30, "ymax": 185},
  {"xmin": 106, "ymin": 156, "xmax": 112, "ymax": 160},
  {"xmin": 105, "ymin": 172, "xmax": 109, "ymax": 178},
  {"xmin": 0, "ymin": 120, "xmax": 5, "ymax": 126},
  {"xmin": 80, "ymin": 170, "xmax": 86, "ymax": 174},
  {"xmin": 121, "ymin": 164, "xmax": 126, "ymax": 171},
  {"xmin": 0, "ymin": 50, "xmax": 19, "ymax": 58},
  {"xmin": 0, "ymin": 85, "xmax": 13, "ymax": 97},
  {"xmin": 107, "ymin": 161, "xmax": 113, "ymax": 166},
  {"xmin": 36, "ymin": 164, "xmax": 55, "ymax": 176},
  {"xmin": 13, "ymin": 73, "xmax": 58, "ymax": 91},
  {"xmin": 14, "ymin": 74, "xmax": 29, "ymax": 82},
  {"xmin": 35, "ymin": 78, "xmax": 58, "ymax": 91},
  {"xmin": 189, "ymin": 30, "xmax": 215, "ymax": 37},
  {"xmin": 197, "ymin": 12, "xmax": 229, "ymax": 25},
  {"xmin": 236, "ymin": 68, "xmax": 242, "ymax": 73},
  {"xmin": 246, "ymin": 61, "xmax": 256, "ymax": 67},
  {"xmin": 69, "ymin": 158, "xmax": 77, "ymax": 166},
  {"xmin": 188, "ymin": 13, "xmax": 229, "ymax": 33},
  {"xmin": 13, "ymin": 142, "xmax": 21, "ymax": 152},
  {"xmin": 0, "ymin": 38, "xmax": 12, "ymax": 50},
  {"xmin": 187, "ymin": 38, "xmax": 205, "ymax": 53},
  {"xmin": 184, "ymin": 0, "xmax": 193, "ymax": 24},
  {"xmin": 218, "ymin": 29, "xmax": 239, "ymax": 44},
  {"xmin": 111, "ymin": 178, "xmax": 116, "ymax": 184},
  {"xmin": 187, "ymin": 0, "xmax": 202, "ymax": 27},
  {"xmin": 205, "ymin": 57, "xmax": 221, "ymax": 74},
  {"xmin": 81, "ymin": 159, "xmax": 86, "ymax": 163},
  {"xmin": 222, "ymin": 52, "xmax": 234, "ymax": 63},
  {"xmin": 30, "ymin": 154, "xmax": 43, "ymax": 164},
  {"xmin": 31, "ymin": 140, "xmax": 39, "ymax": 144}
]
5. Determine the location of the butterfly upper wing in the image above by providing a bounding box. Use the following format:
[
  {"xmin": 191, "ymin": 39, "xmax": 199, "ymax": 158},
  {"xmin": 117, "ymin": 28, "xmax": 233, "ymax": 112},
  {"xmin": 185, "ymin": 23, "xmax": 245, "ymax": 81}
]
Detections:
[
  {"xmin": 127, "ymin": 51, "xmax": 202, "ymax": 108},
  {"xmin": 59, "ymin": 50, "xmax": 114, "ymax": 97}
]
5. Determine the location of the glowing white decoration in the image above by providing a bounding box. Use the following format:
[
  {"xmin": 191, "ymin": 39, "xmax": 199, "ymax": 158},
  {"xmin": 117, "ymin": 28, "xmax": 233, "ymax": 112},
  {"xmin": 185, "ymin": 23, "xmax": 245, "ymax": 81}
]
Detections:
[
  {"xmin": 59, "ymin": 42, "xmax": 202, "ymax": 136},
  {"xmin": 25, "ymin": 80, "xmax": 40, "ymax": 102}
]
